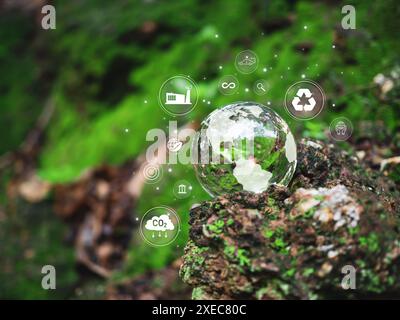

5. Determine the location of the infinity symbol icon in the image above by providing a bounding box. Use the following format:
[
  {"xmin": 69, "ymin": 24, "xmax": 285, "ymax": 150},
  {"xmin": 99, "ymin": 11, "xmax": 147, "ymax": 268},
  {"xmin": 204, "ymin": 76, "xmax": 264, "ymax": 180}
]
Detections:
[{"xmin": 221, "ymin": 82, "xmax": 236, "ymax": 89}]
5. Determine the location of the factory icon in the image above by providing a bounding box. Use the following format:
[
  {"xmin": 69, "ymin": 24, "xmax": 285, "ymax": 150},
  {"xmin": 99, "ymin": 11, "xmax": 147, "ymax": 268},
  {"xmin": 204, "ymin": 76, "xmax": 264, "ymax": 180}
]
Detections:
[{"xmin": 165, "ymin": 87, "xmax": 192, "ymax": 105}]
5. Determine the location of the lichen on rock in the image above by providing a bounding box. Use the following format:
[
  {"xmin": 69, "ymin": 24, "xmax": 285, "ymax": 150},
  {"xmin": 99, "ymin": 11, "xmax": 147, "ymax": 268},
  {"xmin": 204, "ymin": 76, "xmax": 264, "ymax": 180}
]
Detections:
[{"xmin": 180, "ymin": 139, "xmax": 400, "ymax": 299}]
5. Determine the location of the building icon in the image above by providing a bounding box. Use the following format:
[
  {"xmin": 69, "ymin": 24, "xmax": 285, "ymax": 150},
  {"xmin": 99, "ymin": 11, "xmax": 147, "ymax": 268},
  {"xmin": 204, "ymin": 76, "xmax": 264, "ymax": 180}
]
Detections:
[
  {"xmin": 178, "ymin": 184, "xmax": 187, "ymax": 194},
  {"xmin": 165, "ymin": 88, "xmax": 191, "ymax": 105}
]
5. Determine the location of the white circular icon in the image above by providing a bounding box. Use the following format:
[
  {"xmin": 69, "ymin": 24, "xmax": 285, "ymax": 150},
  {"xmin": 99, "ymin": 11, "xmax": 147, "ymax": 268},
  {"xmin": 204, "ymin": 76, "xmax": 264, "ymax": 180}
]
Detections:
[
  {"xmin": 253, "ymin": 79, "xmax": 269, "ymax": 95},
  {"xmin": 284, "ymin": 80, "xmax": 325, "ymax": 120},
  {"xmin": 218, "ymin": 75, "xmax": 239, "ymax": 95},
  {"xmin": 142, "ymin": 163, "xmax": 163, "ymax": 184},
  {"xmin": 329, "ymin": 117, "xmax": 353, "ymax": 141},
  {"xmin": 235, "ymin": 50, "xmax": 259, "ymax": 74},
  {"xmin": 140, "ymin": 206, "xmax": 181, "ymax": 247},
  {"xmin": 158, "ymin": 75, "xmax": 198, "ymax": 116},
  {"xmin": 173, "ymin": 180, "xmax": 192, "ymax": 199}
]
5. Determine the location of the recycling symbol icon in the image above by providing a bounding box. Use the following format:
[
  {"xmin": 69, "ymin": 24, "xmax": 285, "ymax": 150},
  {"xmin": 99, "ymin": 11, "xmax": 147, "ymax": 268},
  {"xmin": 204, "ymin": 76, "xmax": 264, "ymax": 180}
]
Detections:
[{"xmin": 291, "ymin": 88, "xmax": 316, "ymax": 111}]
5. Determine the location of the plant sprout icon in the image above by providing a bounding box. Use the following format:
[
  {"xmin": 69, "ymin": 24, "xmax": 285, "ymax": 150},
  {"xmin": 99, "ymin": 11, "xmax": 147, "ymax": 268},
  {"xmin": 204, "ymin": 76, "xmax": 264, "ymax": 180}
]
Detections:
[{"xmin": 144, "ymin": 214, "xmax": 175, "ymax": 238}]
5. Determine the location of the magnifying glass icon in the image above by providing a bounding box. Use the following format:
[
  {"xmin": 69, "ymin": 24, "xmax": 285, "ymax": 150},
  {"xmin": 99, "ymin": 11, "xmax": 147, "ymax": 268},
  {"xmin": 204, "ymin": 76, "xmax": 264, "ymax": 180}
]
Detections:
[{"xmin": 257, "ymin": 82, "xmax": 266, "ymax": 92}]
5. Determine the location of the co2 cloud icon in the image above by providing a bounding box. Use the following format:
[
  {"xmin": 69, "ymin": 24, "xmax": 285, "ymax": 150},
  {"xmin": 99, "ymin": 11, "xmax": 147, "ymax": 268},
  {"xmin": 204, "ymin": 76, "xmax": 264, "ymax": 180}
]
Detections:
[
  {"xmin": 145, "ymin": 214, "xmax": 175, "ymax": 231},
  {"xmin": 291, "ymin": 88, "xmax": 316, "ymax": 111},
  {"xmin": 140, "ymin": 207, "xmax": 181, "ymax": 247}
]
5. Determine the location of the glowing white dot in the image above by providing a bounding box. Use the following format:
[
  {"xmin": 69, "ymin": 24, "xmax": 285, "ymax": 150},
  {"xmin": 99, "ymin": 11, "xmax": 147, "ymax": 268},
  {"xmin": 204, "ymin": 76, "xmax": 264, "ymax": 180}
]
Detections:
[
  {"xmin": 202, "ymin": 99, "xmax": 206, "ymax": 103},
  {"xmin": 215, "ymin": 34, "xmax": 219, "ymax": 38},
  {"xmin": 168, "ymin": 168, "xmax": 172, "ymax": 172},
  {"xmin": 144, "ymin": 100, "xmax": 148, "ymax": 104},
  {"xmin": 125, "ymin": 128, "xmax": 129, "ymax": 133},
  {"xmin": 156, "ymin": 187, "xmax": 159, "ymax": 190},
  {"xmin": 263, "ymin": 67, "xmax": 267, "ymax": 72},
  {"xmin": 245, "ymin": 88, "xmax": 249, "ymax": 92},
  {"xmin": 135, "ymin": 217, "xmax": 139, "ymax": 221},
  {"xmin": 332, "ymin": 45, "xmax": 336, "ymax": 49},
  {"xmin": 301, "ymin": 74, "xmax": 306, "ymax": 79},
  {"xmin": 304, "ymin": 25, "xmax": 308, "ymax": 30},
  {"xmin": 267, "ymin": 101, "xmax": 271, "ymax": 105},
  {"xmin": 332, "ymin": 103, "xmax": 336, "ymax": 107},
  {"xmin": 219, "ymin": 65, "xmax": 223, "ymax": 70},
  {"xmin": 274, "ymin": 54, "xmax": 278, "ymax": 58},
  {"xmin": 207, "ymin": 101, "xmax": 211, "ymax": 105},
  {"xmin": 287, "ymin": 66, "xmax": 291, "ymax": 70}
]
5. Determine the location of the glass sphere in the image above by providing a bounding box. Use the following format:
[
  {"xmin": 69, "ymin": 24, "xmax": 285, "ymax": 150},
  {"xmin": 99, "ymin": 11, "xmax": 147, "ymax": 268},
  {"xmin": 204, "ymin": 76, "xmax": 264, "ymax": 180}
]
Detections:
[{"xmin": 193, "ymin": 102, "xmax": 297, "ymax": 197}]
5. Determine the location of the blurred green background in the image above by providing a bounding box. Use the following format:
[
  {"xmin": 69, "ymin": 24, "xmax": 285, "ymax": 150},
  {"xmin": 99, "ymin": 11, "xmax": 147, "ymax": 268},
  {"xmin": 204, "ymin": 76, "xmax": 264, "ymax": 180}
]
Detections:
[{"xmin": 0, "ymin": 0, "xmax": 399, "ymax": 299}]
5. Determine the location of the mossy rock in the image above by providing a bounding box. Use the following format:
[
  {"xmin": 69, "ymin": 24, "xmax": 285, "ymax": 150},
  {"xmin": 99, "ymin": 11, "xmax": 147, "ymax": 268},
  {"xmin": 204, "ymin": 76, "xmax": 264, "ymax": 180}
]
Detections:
[{"xmin": 180, "ymin": 139, "xmax": 400, "ymax": 299}]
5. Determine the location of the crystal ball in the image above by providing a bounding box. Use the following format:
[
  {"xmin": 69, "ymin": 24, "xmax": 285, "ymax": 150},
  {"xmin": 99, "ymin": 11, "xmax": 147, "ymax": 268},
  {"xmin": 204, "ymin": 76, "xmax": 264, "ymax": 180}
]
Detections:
[{"xmin": 193, "ymin": 102, "xmax": 297, "ymax": 196}]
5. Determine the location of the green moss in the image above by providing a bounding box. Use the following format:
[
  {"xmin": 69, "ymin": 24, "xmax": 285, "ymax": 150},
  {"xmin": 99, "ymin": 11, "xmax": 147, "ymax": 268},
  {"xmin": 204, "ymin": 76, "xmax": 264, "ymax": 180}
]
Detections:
[
  {"xmin": 219, "ymin": 172, "xmax": 238, "ymax": 190},
  {"xmin": 180, "ymin": 265, "xmax": 192, "ymax": 283},
  {"xmin": 192, "ymin": 287, "xmax": 206, "ymax": 300},
  {"xmin": 303, "ymin": 207, "xmax": 316, "ymax": 219},
  {"xmin": 184, "ymin": 244, "xmax": 208, "ymax": 267},
  {"xmin": 207, "ymin": 219, "xmax": 225, "ymax": 234},
  {"xmin": 303, "ymin": 268, "xmax": 315, "ymax": 277},
  {"xmin": 361, "ymin": 269, "xmax": 382, "ymax": 293},
  {"xmin": 273, "ymin": 238, "xmax": 287, "ymax": 248},
  {"xmin": 223, "ymin": 244, "xmax": 250, "ymax": 268},
  {"xmin": 267, "ymin": 197, "xmax": 279, "ymax": 211},
  {"xmin": 224, "ymin": 245, "xmax": 236, "ymax": 258},
  {"xmin": 284, "ymin": 268, "xmax": 296, "ymax": 278},
  {"xmin": 359, "ymin": 233, "xmax": 380, "ymax": 253},
  {"xmin": 265, "ymin": 227, "xmax": 289, "ymax": 254},
  {"xmin": 348, "ymin": 226, "xmax": 360, "ymax": 236},
  {"xmin": 236, "ymin": 249, "xmax": 250, "ymax": 267},
  {"xmin": 264, "ymin": 229, "xmax": 275, "ymax": 239},
  {"xmin": 214, "ymin": 203, "xmax": 221, "ymax": 210},
  {"xmin": 180, "ymin": 244, "xmax": 209, "ymax": 283}
]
